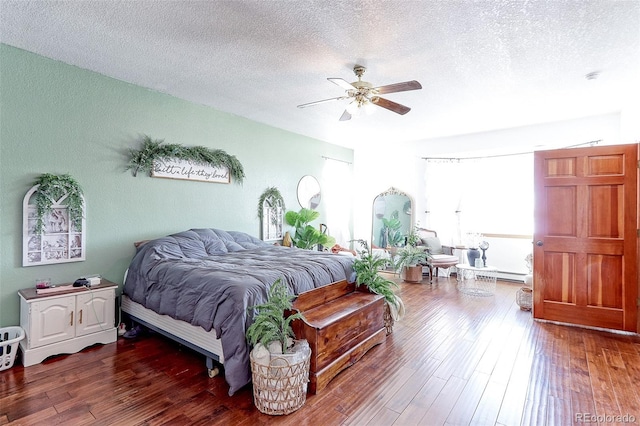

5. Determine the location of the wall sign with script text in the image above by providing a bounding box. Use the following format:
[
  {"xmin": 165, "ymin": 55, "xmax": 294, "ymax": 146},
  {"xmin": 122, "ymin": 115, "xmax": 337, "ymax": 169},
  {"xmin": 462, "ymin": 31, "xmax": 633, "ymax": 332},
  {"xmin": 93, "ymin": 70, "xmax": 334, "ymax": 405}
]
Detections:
[{"xmin": 152, "ymin": 158, "xmax": 230, "ymax": 184}]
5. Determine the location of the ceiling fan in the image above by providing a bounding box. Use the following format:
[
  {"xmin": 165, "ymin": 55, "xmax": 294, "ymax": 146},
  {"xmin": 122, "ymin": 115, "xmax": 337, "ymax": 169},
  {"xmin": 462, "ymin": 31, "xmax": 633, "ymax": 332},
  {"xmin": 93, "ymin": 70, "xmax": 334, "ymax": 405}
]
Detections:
[{"xmin": 297, "ymin": 65, "xmax": 422, "ymax": 121}]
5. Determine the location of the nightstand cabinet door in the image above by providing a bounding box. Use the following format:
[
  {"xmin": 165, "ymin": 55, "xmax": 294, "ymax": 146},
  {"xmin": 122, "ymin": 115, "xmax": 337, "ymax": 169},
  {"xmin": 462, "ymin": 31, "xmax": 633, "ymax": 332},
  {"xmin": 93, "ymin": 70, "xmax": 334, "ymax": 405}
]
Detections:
[
  {"xmin": 27, "ymin": 296, "xmax": 76, "ymax": 349},
  {"xmin": 75, "ymin": 289, "xmax": 115, "ymax": 337}
]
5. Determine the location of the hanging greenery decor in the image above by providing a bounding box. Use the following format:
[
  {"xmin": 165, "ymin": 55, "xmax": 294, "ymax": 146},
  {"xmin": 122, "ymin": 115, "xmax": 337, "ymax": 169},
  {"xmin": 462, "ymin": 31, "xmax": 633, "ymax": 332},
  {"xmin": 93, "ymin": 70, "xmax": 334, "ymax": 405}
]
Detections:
[
  {"xmin": 32, "ymin": 173, "xmax": 84, "ymax": 234},
  {"xmin": 126, "ymin": 135, "xmax": 245, "ymax": 183},
  {"xmin": 257, "ymin": 186, "xmax": 285, "ymax": 219}
]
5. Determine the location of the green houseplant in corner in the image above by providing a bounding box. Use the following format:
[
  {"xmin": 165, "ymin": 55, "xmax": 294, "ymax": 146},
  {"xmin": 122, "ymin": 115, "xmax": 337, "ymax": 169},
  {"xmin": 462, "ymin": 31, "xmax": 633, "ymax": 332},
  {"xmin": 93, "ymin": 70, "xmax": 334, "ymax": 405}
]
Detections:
[
  {"xmin": 246, "ymin": 278, "xmax": 311, "ymax": 415},
  {"xmin": 284, "ymin": 208, "xmax": 335, "ymax": 250},
  {"xmin": 352, "ymin": 240, "xmax": 405, "ymax": 334},
  {"xmin": 394, "ymin": 245, "xmax": 428, "ymax": 283}
]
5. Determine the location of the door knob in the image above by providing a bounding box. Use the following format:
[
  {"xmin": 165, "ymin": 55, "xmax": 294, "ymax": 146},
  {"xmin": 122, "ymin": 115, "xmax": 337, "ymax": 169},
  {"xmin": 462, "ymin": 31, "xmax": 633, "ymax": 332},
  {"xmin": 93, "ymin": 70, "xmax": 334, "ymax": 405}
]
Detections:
[{"xmin": 536, "ymin": 241, "xmax": 543, "ymax": 246}]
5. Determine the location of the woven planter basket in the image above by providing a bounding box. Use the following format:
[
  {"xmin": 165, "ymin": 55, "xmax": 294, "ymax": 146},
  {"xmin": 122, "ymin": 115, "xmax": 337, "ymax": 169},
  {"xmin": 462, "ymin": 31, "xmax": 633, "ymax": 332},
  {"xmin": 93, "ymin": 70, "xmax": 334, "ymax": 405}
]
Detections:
[
  {"xmin": 384, "ymin": 302, "xmax": 394, "ymax": 335},
  {"xmin": 250, "ymin": 344, "xmax": 311, "ymax": 415},
  {"xmin": 516, "ymin": 287, "xmax": 533, "ymax": 311}
]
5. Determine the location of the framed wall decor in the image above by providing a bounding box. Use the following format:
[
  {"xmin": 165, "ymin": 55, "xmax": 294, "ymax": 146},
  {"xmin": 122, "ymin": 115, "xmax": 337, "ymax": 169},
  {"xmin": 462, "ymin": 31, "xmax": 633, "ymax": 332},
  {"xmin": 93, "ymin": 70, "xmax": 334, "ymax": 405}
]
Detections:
[
  {"xmin": 262, "ymin": 200, "xmax": 284, "ymax": 241},
  {"xmin": 23, "ymin": 184, "xmax": 86, "ymax": 266},
  {"xmin": 151, "ymin": 158, "xmax": 230, "ymax": 184},
  {"xmin": 258, "ymin": 187, "xmax": 285, "ymax": 242}
]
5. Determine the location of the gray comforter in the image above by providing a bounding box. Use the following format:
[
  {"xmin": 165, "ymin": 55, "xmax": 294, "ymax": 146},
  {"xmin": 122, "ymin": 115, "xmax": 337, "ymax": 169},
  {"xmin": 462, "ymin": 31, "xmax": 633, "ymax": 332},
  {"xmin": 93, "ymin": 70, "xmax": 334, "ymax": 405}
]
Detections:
[{"xmin": 123, "ymin": 228, "xmax": 355, "ymax": 395}]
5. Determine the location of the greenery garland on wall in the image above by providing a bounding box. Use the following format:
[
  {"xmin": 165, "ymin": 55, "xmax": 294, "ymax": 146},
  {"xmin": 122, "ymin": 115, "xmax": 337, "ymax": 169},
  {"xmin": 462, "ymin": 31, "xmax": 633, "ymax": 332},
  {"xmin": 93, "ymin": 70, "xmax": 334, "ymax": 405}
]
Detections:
[
  {"xmin": 32, "ymin": 173, "xmax": 84, "ymax": 235},
  {"xmin": 257, "ymin": 186, "xmax": 285, "ymax": 219},
  {"xmin": 126, "ymin": 135, "xmax": 245, "ymax": 183}
]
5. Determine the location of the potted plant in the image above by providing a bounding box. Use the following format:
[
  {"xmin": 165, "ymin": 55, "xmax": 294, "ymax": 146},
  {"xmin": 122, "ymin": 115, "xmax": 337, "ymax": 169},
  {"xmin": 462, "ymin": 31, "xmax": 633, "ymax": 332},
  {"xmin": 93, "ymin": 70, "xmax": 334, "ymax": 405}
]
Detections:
[
  {"xmin": 246, "ymin": 278, "xmax": 311, "ymax": 415},
  {"xmin": 394, "ymin": 245, "xmax": 428, "ymax": 283},
  {"xmin": 405, "ymin": 225, "xmax": 422, "ymax": 248},
  {"xmin": 380, "ymin": 211, "xmax": 404, "ymax": 253},
  {"xmin": 284, "ymin": 208, "xmax": 335, "ymax": 250},
  {"xmin": 352, "ymin": 240, "xmax": 405, "ymax": 333}
]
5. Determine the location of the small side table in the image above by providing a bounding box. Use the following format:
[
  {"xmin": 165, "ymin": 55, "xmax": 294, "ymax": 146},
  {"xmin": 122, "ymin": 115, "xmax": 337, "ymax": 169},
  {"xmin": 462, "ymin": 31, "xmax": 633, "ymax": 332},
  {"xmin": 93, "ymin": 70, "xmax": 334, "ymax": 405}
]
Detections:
[
  {"xmin": 18, "ymin": 279, "xmax": 117, "ymax": 366},
  {"xmin": 456, "ymin": 264, "xmax": 497, "ymax": 296}
]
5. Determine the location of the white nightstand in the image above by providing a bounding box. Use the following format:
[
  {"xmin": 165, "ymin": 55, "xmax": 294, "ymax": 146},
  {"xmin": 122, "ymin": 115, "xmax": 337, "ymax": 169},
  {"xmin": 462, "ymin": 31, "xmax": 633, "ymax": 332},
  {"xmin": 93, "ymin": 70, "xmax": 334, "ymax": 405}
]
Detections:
[{"xmin": 18, "ymin": 280, "xmax": 117, "ymax": 366}]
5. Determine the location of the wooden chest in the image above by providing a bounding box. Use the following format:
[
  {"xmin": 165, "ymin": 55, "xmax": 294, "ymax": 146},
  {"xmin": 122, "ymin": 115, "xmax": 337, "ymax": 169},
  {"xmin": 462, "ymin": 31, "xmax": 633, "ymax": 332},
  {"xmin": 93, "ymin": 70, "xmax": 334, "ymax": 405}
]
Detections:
[{"xmin": 291, "ymin": 280, "xmax": 386, "ymax": 394}]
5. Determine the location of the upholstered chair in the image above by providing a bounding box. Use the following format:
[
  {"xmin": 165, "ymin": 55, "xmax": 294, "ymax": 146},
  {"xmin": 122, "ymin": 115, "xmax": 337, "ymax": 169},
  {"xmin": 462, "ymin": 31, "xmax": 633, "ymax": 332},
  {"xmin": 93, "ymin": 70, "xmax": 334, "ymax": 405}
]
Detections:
[{"xmin": 416, "ymin": 228, "xmax": 459, "ymax": 283}]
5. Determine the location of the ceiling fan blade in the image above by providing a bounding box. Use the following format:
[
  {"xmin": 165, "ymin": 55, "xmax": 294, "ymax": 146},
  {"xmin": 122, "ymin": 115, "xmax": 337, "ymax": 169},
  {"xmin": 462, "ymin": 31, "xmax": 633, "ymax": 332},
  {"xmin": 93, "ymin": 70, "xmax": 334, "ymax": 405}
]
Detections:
[
  {"xmin": 372, "ymin": 97, "xmax": 411, "ymax": 115},
  {"xmin": 328, "ymin": 78, "xmax": 355, "ymax": 91},
  {"xmin": 297, "ymin": 96, "xmax": 348, "ymax": 108},
  {"xmin": 374, "ymin": 80, "xmax": 422, "ymax": 94},
  {"xmin": 339, "ymin": 110, "xmax": 352, "ymax": 121}
]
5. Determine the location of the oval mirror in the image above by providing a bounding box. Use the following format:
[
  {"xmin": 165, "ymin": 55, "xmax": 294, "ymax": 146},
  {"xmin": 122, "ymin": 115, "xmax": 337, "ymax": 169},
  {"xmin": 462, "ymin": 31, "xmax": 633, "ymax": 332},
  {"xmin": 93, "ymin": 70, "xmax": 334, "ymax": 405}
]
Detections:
[
  {"xmin": 371, "ymin": 187, "xmax": 413, "ymax": 249},
  {"xmin": 297, "ymin": 175, "xmax": 321, "ymax": 209}
]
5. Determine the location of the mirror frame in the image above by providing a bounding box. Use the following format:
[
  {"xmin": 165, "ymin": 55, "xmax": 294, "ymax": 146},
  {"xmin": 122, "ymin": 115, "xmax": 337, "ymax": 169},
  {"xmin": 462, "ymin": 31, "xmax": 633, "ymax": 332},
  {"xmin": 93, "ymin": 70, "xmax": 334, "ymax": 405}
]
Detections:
[
  {"xmin": 371, "ymin": 187, "xmax": 413, "ymax": 249},
  {"xmin": 297, "ymin": 175, "xmax": 321, "ymax": 209}
]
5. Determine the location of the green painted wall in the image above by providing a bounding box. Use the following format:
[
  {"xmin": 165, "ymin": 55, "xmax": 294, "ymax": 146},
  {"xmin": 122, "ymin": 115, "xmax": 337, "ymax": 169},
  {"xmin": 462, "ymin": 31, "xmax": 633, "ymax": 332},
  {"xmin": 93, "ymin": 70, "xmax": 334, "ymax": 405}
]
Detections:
[{"xmin": 0, "ymin": 44, "xmax": 353, "ymax": 327}]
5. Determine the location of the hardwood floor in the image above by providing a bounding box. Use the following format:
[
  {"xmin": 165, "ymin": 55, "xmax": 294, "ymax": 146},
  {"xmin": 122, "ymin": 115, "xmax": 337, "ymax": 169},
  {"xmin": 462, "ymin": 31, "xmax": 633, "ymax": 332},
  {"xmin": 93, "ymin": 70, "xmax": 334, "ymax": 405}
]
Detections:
[{"xmin": 2, "ymin": 275, "xmax": 640, "ymax": 425}]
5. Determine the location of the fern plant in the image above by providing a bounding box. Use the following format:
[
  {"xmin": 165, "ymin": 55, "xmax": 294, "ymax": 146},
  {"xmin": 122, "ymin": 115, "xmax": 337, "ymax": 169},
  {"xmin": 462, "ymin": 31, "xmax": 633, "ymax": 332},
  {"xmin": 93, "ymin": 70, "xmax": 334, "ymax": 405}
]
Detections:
[
  {"xmin": 393, "ymin": 245, "xmax": 428, "ymax": 271},
  {"xmin": 257, "ymin": 186, "xmax": 285, "ymax": 219},
  {"xmin": 32, "ymin": 173, "xmax": 84, "ymax": 235},
  {"xmin": 246, "ymin": 278, "xmax": 304, "ymax": 354},
  {"xmin": 352, "ymin": 240, "xmax": 400, "ymax": 308},
  {"xmin": 127, "ymin": 135, "xmax": 245, "ymax": 183}
]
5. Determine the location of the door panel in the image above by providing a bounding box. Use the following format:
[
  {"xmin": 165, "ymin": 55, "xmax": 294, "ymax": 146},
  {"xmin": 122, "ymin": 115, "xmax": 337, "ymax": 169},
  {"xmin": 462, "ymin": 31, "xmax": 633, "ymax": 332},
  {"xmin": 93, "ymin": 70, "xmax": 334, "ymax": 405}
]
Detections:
[
  {"xmin": 543, "ymin": 252, "xmax": 575, "ymax": 303},
  {"xmin": 534, "ymin": 143, "xmax": 638, "ymax": 332},
  {"xmin": 587, "ymin": 254, "xmax": 622, "ymax": 308},
  {"xmin": 546, "ymin": 187, "xmax": 576, "ymax": 236}
]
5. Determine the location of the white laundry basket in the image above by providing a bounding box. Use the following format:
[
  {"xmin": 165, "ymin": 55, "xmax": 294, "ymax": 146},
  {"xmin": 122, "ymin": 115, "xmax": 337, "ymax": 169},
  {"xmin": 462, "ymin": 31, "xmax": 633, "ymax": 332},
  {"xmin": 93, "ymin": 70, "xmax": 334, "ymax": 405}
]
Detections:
[{"xmin": 0, "ymin": 326, "xmax": 25, "ymax": 371}]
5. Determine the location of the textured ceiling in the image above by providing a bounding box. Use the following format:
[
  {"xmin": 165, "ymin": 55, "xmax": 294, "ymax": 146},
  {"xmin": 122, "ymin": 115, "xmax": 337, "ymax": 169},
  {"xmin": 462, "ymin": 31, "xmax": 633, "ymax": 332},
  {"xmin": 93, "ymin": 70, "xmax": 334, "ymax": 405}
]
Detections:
[{"xmin": 1, "ymin": 0, "xmax": 639, "ymax": 151}]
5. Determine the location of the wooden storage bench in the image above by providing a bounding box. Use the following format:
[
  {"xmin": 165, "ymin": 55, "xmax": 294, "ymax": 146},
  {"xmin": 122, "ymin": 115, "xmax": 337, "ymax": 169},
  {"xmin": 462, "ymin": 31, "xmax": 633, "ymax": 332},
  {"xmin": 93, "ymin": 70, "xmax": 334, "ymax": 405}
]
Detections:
[{"xmin": 291, "ymin": 280, "xmax": 386, "ymax": 394}]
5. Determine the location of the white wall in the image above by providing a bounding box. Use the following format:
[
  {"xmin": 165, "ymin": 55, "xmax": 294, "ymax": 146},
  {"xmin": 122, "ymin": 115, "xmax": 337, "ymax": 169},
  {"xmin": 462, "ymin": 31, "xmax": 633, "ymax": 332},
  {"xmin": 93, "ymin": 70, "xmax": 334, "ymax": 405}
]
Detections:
[{"xmin": 353, "ymin": 112, "xmax": 631, "ymax": 279}]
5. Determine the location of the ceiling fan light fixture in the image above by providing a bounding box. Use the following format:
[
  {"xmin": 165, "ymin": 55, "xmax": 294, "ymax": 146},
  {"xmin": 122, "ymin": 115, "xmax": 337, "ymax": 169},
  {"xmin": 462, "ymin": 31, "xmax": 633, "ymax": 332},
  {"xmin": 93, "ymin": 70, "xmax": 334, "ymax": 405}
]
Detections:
[
  {"xmin": 345, "ymin": 96, "xmax": 376, "ymax": 117},
  {"xmin": 345, "ymin": 99, "xmax": 361, "ymax": 115},
  {"xmin": 300, "ymin": 65, "xmax": 421, "ymax": 120},
  {"xmin": 362, "ymin": 99, "xmax": 376, "ymax": 115}
]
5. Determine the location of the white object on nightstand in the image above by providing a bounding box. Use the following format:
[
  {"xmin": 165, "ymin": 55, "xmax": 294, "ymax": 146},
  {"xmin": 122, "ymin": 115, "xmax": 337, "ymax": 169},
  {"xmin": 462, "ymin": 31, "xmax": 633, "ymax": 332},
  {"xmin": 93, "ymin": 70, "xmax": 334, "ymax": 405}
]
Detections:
[{"xmin": 18, "ymin": 280, "xmax": 117, "ymax": 366}]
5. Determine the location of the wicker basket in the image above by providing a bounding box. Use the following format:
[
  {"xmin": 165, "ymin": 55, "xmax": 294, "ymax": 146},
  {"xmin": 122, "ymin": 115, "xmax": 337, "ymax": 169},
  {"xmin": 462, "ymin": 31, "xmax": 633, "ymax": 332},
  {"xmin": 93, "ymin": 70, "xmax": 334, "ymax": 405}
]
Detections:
[
  {"xmin": 516, "ymin": 287, "xmax": 533, "ymax": 311},
  {"xmin": 384, "ymin": 302, "xmax": 394, "ymax": 335},
  {"xmin": 250, "ymin": 343, "xmax": 311, "ymax": 415},
  {"xmin": 0, "ymin": 326, "xmax": 25, "ymax": 371}
]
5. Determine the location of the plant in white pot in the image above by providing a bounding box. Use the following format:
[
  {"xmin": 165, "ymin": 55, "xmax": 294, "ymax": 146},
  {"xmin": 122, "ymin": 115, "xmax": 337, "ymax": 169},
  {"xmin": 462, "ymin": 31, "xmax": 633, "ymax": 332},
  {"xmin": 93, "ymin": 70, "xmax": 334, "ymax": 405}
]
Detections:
[
  {"xmin": 246, "ymin": 278, "xmax": 311, "ymax": 415},
  {"xmin": 394, "ymin": 245, "xmax": 428, "ymax": 283}
]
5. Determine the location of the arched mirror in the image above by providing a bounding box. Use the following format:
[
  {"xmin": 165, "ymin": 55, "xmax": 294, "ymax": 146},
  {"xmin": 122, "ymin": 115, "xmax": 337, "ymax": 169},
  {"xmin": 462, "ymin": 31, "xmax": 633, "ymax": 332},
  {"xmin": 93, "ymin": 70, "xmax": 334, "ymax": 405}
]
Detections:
[
  {"xmin": 297, "ymin": 175, "xmax": 321, "ymax": 209},
  {"xmin": 371, "ymin": 187, "xmax": 413, "ymax": 249}
]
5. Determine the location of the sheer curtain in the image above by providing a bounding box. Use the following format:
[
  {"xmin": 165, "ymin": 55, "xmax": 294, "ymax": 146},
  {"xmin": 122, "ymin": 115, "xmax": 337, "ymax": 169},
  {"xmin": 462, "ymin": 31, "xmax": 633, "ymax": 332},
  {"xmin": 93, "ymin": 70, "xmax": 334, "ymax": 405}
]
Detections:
[
  {"xmin": 424, "ymin": 153, "xmax": 533, "ymax": 245},
  {"xmin": 322, "ymin": 159, "xmax": 352, "ymax": 247}
]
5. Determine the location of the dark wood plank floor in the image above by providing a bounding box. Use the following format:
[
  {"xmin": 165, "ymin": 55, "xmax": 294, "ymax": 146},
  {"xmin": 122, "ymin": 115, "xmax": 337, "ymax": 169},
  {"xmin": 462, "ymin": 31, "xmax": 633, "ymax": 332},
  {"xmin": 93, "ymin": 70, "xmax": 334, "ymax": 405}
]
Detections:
[{"xmin": 2, "ymin": 275, "xmax": 640, "ymax": 425}]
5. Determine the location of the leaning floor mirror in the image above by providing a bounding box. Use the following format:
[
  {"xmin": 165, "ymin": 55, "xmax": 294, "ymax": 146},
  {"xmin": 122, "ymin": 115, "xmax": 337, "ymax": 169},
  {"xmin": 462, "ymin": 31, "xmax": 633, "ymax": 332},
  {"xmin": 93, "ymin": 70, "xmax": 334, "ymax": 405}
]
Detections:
[{"xmin": 371, "ymin": 187, "xmax": 413, "ymax": 250}]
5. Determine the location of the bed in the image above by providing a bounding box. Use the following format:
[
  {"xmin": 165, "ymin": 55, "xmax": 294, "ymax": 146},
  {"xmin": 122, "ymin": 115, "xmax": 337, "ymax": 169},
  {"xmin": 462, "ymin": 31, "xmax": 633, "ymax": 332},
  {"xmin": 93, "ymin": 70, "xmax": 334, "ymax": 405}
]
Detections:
[{"xmin": 122, "ymin": 228, "xmax": 356, "ymax": 395}]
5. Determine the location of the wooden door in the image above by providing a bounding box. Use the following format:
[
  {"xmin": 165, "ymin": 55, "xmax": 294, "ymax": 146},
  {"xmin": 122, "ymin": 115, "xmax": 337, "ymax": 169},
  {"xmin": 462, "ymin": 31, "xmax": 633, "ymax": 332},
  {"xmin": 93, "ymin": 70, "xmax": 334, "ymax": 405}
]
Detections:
[{"xmin": 533, "ymin": 143, "xmax": 638, "ymax": 332}]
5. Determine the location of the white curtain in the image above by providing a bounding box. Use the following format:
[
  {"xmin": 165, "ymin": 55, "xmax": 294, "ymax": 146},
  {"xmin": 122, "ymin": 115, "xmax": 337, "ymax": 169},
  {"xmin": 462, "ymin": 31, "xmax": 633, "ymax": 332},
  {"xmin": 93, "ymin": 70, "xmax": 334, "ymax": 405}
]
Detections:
[
  {"xmin": 322, "ymin": 159, "xmax": 352, "ymax": 247},
  {"xmin": 424, "ymin": 153, "xmax": 533, "ymax": 244}
]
